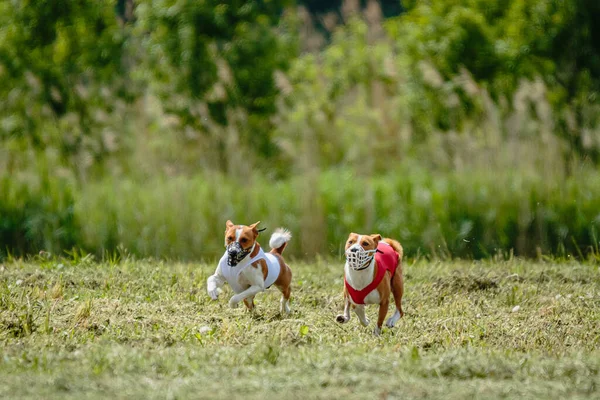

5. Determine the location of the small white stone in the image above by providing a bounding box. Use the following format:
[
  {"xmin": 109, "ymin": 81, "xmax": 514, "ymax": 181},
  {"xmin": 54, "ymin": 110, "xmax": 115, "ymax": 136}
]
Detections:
[
  {"xmin": 511, "ymin": 305, "xmax": 521, "ymax": 313},
  {"xmin": 476, "ymin": 313, "xmax": 481, "ymax": 318},
  {"xmin": 555, "ymin": 294, "xmax": 562, "ymax": 299},
  {"xmin": 15, "ymin": 279, "xmax": 23, "ymax": 286},
  {"xmin": 198, "ymin": 325, "xmax": 212, "ymax": 334}
]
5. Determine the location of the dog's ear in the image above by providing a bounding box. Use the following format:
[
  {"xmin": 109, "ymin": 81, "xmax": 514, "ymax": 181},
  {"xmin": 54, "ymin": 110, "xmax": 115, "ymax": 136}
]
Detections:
[
  {"xmin": 370, "ymin": 234, "xmax": 382, "ymax": 244},
  {"xmin": 249, "ymin": 221, "xmax": 261, "ymax": 237},
  {"xmin": 226, "ymin": 220, "xmax": 234, "ymax": 229}
]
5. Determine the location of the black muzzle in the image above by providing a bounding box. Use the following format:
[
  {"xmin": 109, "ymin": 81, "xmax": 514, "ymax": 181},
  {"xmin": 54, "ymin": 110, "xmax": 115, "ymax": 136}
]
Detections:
[{"xmin": 226, "ymin": 242, "xmax": 252, "ymax": 266}]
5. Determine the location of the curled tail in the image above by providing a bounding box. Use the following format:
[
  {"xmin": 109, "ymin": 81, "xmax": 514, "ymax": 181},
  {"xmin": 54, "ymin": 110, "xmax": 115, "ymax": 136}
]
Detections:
[
  {"xmin": 269, "ymin": 228, "xmax": 292, "ymax": 255},
  {"xmin": 383, "ymin": 238, "xmax": 403, "ymax": 261}
]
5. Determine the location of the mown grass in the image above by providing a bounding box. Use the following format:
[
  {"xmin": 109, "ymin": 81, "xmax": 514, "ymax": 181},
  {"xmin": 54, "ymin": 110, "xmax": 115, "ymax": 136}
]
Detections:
[{"xmin": 1, "ymin": 255, "xmax": 599, "ymax": 399}]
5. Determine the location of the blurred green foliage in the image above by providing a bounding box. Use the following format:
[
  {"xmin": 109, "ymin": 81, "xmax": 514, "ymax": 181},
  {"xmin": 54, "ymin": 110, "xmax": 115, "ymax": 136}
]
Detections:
[
  {"xmin": 136, "ymin": 0, "xmax": 296, "ymax": 160},
  {"xmin": 1, "ymin": 0, "xmax": 600, "ymax": 260},
  {"xmin": 394, "ymin": 0, "xmax": 600, "ymax": 157},
  {"xmin": 2, "ymin": 166, "xmax": 598, "ymax": 260},
  {"xmin": 0, "ymin": 0, "xmax": 128, "ymax": 161}
]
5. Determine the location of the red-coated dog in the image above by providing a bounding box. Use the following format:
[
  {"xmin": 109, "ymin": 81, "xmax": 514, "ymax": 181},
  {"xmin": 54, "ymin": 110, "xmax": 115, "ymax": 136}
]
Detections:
[{"xmin": 336, "ymin": 233, "xmax": 404, "ymax": 335}]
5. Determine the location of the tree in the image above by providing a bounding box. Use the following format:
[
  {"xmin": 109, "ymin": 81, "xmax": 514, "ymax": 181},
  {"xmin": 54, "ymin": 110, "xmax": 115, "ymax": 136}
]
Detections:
[
  {"xmin": 136, "ymin": 0, "xmax": 296, "ymax": 163},
  {"xmin": 0, "ymin": 0, "xmax": 129, "ymax": 164},
  {"xmin": 390, "ymin": 0, "xmax": 600, "ymax": 159}
]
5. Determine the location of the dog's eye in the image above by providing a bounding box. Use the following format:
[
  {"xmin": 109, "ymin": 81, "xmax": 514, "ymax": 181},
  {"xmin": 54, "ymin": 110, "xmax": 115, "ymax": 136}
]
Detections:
[
  {"xmin": 362, "ymin": 241, "xmax": 369, "ymax": 246},
  {"xmin": 227, "ymin": 236, "xmax": 234, "ymax": 242},
  {"xmin": 347, "ymin": 240, "xmax": 354, "ymax": 244},
  {"xmin": 241, "ymin": 238, "xmax": 248, "ymax": 243}
]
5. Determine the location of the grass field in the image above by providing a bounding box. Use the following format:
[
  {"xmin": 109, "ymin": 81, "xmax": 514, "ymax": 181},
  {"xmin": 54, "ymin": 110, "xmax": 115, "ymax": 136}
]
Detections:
[{"xmin": 1, "ymin": 254, "xmax": 600, "ymax": 399}]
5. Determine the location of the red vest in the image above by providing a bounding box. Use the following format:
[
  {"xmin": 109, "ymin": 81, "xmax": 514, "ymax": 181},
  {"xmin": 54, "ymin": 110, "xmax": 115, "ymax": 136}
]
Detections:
[{"xmin": 345, "ymin": 242, "xmax": 399, "ymax": 305}]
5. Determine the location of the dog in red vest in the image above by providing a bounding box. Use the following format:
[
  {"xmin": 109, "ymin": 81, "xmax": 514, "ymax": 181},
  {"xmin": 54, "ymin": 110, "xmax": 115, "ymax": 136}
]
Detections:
[{"xmin": 335, "ymin": 232, "xmax": 404, "ymax": 335}]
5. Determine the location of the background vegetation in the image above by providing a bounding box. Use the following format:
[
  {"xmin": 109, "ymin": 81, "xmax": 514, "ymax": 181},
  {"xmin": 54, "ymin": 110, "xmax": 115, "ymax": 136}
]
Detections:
[{"xmin": 2, "ymin": 0, "xmax": 600, "ymax": 260}]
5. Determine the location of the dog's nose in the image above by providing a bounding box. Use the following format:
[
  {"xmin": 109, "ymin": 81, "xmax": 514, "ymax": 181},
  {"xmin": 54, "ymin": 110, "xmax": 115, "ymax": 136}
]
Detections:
[{"xmin": 350, "ymin": 247, "xmax": 359, "ymax": 253}]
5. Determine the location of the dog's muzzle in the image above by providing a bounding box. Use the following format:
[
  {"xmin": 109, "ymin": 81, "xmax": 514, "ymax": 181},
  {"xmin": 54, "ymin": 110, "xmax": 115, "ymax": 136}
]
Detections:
[
  {"xmin": 345, "ymin": 243, "xmax": 376, "ymax": 270},
  {"xmin": 226, "ymin": 242, "xmax": 252, "ymax": 266}
]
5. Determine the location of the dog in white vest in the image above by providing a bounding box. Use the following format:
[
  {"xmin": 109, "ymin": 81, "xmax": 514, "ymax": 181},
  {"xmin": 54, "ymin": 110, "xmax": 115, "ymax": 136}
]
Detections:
[{"xmin": 207, "ymin": 220, "xmax": 293, "ymax": 313}]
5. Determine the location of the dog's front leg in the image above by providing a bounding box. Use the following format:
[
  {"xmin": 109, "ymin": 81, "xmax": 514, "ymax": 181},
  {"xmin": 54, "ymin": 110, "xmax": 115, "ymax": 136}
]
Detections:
[
  {"xmin": 354, "ymin": 305, "xmax": 370, "ymax": 327},
  {"xmin": 207, "ymin": 265, "xmax": 225, "ymax": 300},
  {"xmin": 229, "ymin": 284, "xmax": 264, "ymax": 308},
  {"xmin": 336, "ymin": 296, "xmax": 351, "ymax": 324},
  {"xmin": 374, "ymin": 300, "xmax": 389, "ymax": 336},
  {"xmin": 229, "ymin": 266, "xmax": 265, "ymax": 309}
]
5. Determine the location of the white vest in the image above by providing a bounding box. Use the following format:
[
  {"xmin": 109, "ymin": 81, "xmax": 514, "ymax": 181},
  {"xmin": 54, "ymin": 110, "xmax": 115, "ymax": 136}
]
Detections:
[{"xmin": 218, "ymin": 247, "xmax": 281, "ymax": 294}]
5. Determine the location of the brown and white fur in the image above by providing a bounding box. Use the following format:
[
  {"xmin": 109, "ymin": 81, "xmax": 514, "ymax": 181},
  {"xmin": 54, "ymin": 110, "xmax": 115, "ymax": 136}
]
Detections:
[
  {"xmin": 206, "ymin": 220, "xmax": 293, "ymax": 314},
  {"xmin": 336, "ymin": 233, "xmax": 404, "ymax": 335}
]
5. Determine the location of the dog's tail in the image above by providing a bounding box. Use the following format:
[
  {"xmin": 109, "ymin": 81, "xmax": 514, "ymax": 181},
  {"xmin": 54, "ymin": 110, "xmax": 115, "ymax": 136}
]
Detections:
[
  {"xmin": 269, "ymin": 228, "xmax": 292, "ymax": 255},
  {"xmin": 383, "ymin": 238, "xmax": 403, "ymax": 260}
]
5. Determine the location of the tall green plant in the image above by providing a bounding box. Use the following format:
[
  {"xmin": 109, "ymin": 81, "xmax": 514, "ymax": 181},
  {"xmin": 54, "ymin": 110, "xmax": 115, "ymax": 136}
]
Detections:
[
  {"xmin": 391, "ymin": 0, "xmax": 600, "ymax": 160},
  {"xmin": 0, "ymin": 157, "xmax": 79, "ymax": 258},
  {"xmin": 0, "ymin": 0, "xmax": 130, "ymax": 166},
  {"xmin": 135, "ymin": 0, "xmax": 297, "ymax": 165}
]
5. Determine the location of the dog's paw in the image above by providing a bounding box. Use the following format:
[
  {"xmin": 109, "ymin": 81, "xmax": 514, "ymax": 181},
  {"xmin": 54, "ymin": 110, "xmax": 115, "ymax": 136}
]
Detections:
[
  {"xmin": 385, "ymin": 310, "xmax": 402, "ymax": 328},
  {"xmin": 373, "ymin": 326, "xmax": 382, "ymax": 336},
  {"xmin": 359, "ymin": 317, "xmax": 370, "ymax": 327},
  {"xmin": 280, "ymin": 298, "xmax": 291, "ymax": 315},
  {"xmin": 208, "ymin": 289, "xmax": 219, "ymax": 300},
  {"xmin": 335, "ymin": 314, "xmax": 349, "ymax": 324},
  {"xmin": 229, "ymin": 297, "xmax": 240, "ymax": 309}
]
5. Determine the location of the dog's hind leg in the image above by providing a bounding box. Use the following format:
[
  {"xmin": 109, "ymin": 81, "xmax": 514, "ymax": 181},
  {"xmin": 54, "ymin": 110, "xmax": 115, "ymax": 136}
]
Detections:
[
  {"xmin": 278, "ymin": 284, "xmax": 291, "ymax": 315},
  {"xmin": 386, "ymin": 270, "xmax": 404, "ymax": 328},
  {"xmin": 274, "ymin": 262, "xmax": 292, "ymax": 315},
  {"xmin": 386, "ymin": 309, "xmax": 402, "ymax": 328},
  {"xmin": 243, "ymin": 296, "xmax": 255, "ymax": 311},
  {"xmin": 280, "ymin": 297, "xmax": 290, "ymax": 315}
]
